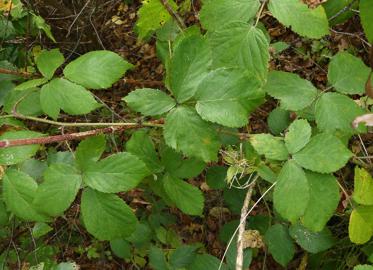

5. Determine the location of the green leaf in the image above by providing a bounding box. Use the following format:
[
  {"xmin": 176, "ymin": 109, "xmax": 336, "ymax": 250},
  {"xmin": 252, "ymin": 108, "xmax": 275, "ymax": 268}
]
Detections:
[
  {"xmin": 0, "ymin": 131, "xmax": 43, "ymax": 165},
  {"xmin": 3, "ymin": 169, "xmax": 48, "ymax": 222},
  {"xmin": 169, "ymin": 245, "xmax": 197, "ymax": 269},
  {"xmin": 32, "ymin": 222, "xmax": 53, "ymax": 238},
  {"xmin": 349, "ymin": 205, "xmax": 373, "ymax": 244},
  {"xmin": 206, "ymin": 166, "xmax": 227, "ymax": 189},
  {"xmin": 187, "ymin": 254, "xmax": 227, "ymax": 270},
  {"xmin": 285, "ymin": 119, "xmax": 312, "ymax": 154},
  {"xmin": 323, "ymin": 0, "xmax": 356, "ymax": 26},
  {"xmin": 83, "ymin": 152, "xmax": 150, "ymax": 193},
  {"xmin": 360, "ymin": 0, "xmax": 373, "ymax": 43},
  {"xmin": 199, "ymin": 0, "xmax": 260, "ymax": 31},
  {"xmin": 63, "ymin": 50, "xmax": 132, "ymax": 89},
  {"xmin": 149, "ymin": 246, "xmax": 170, "ymax": 270},
  {"xmin": 126, "ymin": 130, "xmax": 163, "ymax": 173},
  {"xmin": 273, "ymin": 160, "xmax": 310, "ymax": 223},
  {"xmin": 161, "ymin": 146, "xmax": 205, "ymax": 179},
  {"xmin": 354, "ymin": 167, "xmax": 373, "ymax": 205},
  {"xmin": 124, "ymin": 88, "xmax": 176, "ymax": 116},
  {"xmin": 265, "ymin": 224, "xmax": 295, "ymax": 267},
  {"xmin": 208, "ymin": 22, "xmax": 269, "ymax": 82},
  {"xmin": 289, "ymin": 224, "xmax": 335, "ymax": 253},
  {"xmin": 14, "ymin": 78, "xmax": 48, "ymax": 91},
  {"xmin": 302, "ymin": 171, "xmax": 340, "ymax": 232},
  {"xmin": 110, "ymin": 239, "xmax": 131, "ymax": 259},
  {"xmin": 81, "ymin": 188, "xmax": 138, "ymax": 240},
  {"xmin": 33, "ymin": 163, "xmax": 81, "ymax": 217},
  {"xmin": 40, "ymin": 78, "xmax": 100, "ymax": 119},
  {"xmin": 315, "ymin": 92, "xmax": 365, "ymax": 134},
  {"xmin": 169, "ymin": 35, "xmax": 211, "ymax": 103},
  {"xmin": 136, "ymin": 0, "xmax": 177, "ymax": 39},
  {"xmin": 32, "ymin": 14, "xmax": 56, "ymax": 42},
  {"xmin": 267, "ymin": 107, "xmax": 291, "ymax": 135},
  {"xmin": 4, "ymin": 88, "xmax": 43, "ymax": 116},
  {"xmin": 226, "ymin": 241, "xmax": 252, "ymax": 269},
  {"xmin": 0, "ymin": 81, "xmax": 14, "ymax": 106},
  {"xmin": 36, "ymin": 49, "xmax": 64, "ymax": 79},
  {"xmin": 195, "ymin": 68, "xmax": 263, "ymax": 128},
  {"xmin": 328, "ymin": 52, "xmax": 371, "ymax": 95},
  {"xmin": 293, "ymin": 133, "xmax": 352, "ymax": 173},
  {"xmin": 0, "ymin": 201, "xmax": 9, "ymax": 226},
  {"xmin": 164, "ymin": 106, "xmax": 221, "ymax": 162},
  {"xmin": 250, "ymin": 134, "xmax": 289, "ymax": 161},
  {"xmin": 76, "ymin": 136, "xmax": 106, "ymax": 170},
  {"xmin": 268, "ymin": 0, "xmax": 329, "ymax": 39},
  {"xmin": 264, "ymin": 71, "xmax": 318, "ymax": 111},
  {"xmin": 126, "ymin": 222, "xmax": 152, "ymax": 245},
  {"xmin": 163, "ymin": 174, "xmax": 204, "ymax": 216}
]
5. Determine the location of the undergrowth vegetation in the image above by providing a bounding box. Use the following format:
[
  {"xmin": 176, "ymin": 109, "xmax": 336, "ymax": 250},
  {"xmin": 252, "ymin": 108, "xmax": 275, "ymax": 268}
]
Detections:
[{"xmin": 0, "ymin": 0, "xmax": 372, "ymax": 269}]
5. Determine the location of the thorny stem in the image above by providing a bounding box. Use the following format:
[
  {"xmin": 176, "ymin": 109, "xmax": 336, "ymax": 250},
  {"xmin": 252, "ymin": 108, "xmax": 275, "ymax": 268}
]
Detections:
[
  {"xmin": 236, "ymin": 179, "xmax": 257, "ymax": 270},
  {"xmin": 0, "ymin": 111, "xmax": 164, "ymax": 148},
  {"xmin": 0, "ymin": 68, "xmax": 33, "ymax": 78},
  {"xmin": 0, "ymin": 126, "xmax": 132, "ymax": 148}
]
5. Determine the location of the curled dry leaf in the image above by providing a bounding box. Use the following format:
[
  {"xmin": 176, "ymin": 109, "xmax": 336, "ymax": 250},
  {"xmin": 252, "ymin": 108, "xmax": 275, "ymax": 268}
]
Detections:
[
  {"xmin": 352, "ymin": 113, "xmax": 373, "ymax": 128},
  {"xmin": 243, "ymin": 230, "xmax": 265, "ymax": 249}
]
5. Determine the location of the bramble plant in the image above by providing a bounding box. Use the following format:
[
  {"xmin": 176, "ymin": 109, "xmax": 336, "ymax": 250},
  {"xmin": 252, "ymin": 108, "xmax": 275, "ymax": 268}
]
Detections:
[{"xmin": 0, "ymin": 0, "xmax": 373, "ymax": 269}]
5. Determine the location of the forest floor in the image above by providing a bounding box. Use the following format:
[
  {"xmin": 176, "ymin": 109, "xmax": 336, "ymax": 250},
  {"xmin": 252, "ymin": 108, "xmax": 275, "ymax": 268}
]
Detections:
[{"xmin": 11, "ymin": 0, "xmax": 372, "ymax": 269}]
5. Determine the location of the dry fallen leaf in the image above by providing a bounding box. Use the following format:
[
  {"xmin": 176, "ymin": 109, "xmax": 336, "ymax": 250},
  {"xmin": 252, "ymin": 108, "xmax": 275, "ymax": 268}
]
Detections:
[
  {"xmin": 0, "ymin": 0, "xmax": 12, "ymax": 11},
  {"xmin": 352, "ymin": 113, "xmax": 373, "ymax": 128}
]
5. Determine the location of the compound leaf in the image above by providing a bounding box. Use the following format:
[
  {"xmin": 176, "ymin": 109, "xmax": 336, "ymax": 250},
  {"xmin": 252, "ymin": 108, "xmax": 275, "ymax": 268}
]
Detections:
[
  {"xmin": 3, "ymin": 169, "xmax": 48, "ymax": 222},
  {"xmin": 163, "ymin": 174, "xmax": 204, "ymax": 216},
  {"xmin": 169, "ymin": 35, "xmax": 211, "ymax": 103},
  {"xmin": 289, "ymin": 224, "xmax": 335, "ymax": 253},
  {"xmin": 164, "ymin": 106, "xmax": 221, "ymax": 162},
  {"xmin": 328, "ymin": 52, "xmax": 371, "ymax": 95},
  {"xmin": 250, "ymin": 134, "xmax": 289, "ymax": 161},
  {"xmin": 136, "ymin": 0, "xmax": 177, "ymax": 39},
  {"xmin": 126, "ymin": 130, "xmax": 163, "ymax": 173},
  {"xmin": 63, "ymin": 51, "xmax": 132, "ymax": 89},
  {"xmin": 75, "ymin": 136, "xmax": 106, "ymax": 170},
  {"xmin": 265, "ymin": 224, "xmax": 295, "ymax": 267},
  {"xmin": 285, "ymin": 119, "xmax": 312, "ymax": 154},
  {"xmin": 293, "ymin": 133, "xmax": 352, "ymax": 173},
  {"xmin": 81, "ymin": 188, "xmax": 138, "ymax": 240},
  {"xmin": 208, "ymin": 22, "xmax": 269, "ymax": 82},
  {"xmin": 273, "ymin": 160, "xmax": 309, "ymax": 223},
  {"xmin": 268, "ymin": 0, "xmax": 329, "ymax": 38},
  {"xmin": 264, "ymin": 71, "xmax": 318, "ymax": 111},
  {"xmin": 123, "ymin": 88, "xmax": 176, "ymax": 116},
  {"xmin": 354, "ymin": 167, "xmax": 373, "ymax": 206},
  {"xmin": 33, "ymin": 163, "xmax": 81, "ymax": 217},
  {"xmin": 302, "ymin": 171, "xmax": 340, "ymax": 231},
  {"xmin": 195, "ymin": 68, "xmax": 263, "ymax": 128},
  {"xmin": 83, "ymin": 152, "xmax": 150, "ymax": 193},
  {"xmin": 349, "ymin": 205, "xmax": 373, "ymax": 244},
  {"xmin": 199, "ymin": 0, "xmax": 260, "ymax": 31},
  {"xmin": 315, "ymin": 92, "xmax": 365, "ymax": 134},
  {"xmin": 40, "ymin": 78, "xmax": 100, "ymax": 119},
  {"xmin": 36, "ymin": 48, "xmax": 64, "ymax": 79},
  {"xmin": 360, "ymin": 0, "xmax": 373, "ymax": 43}
]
